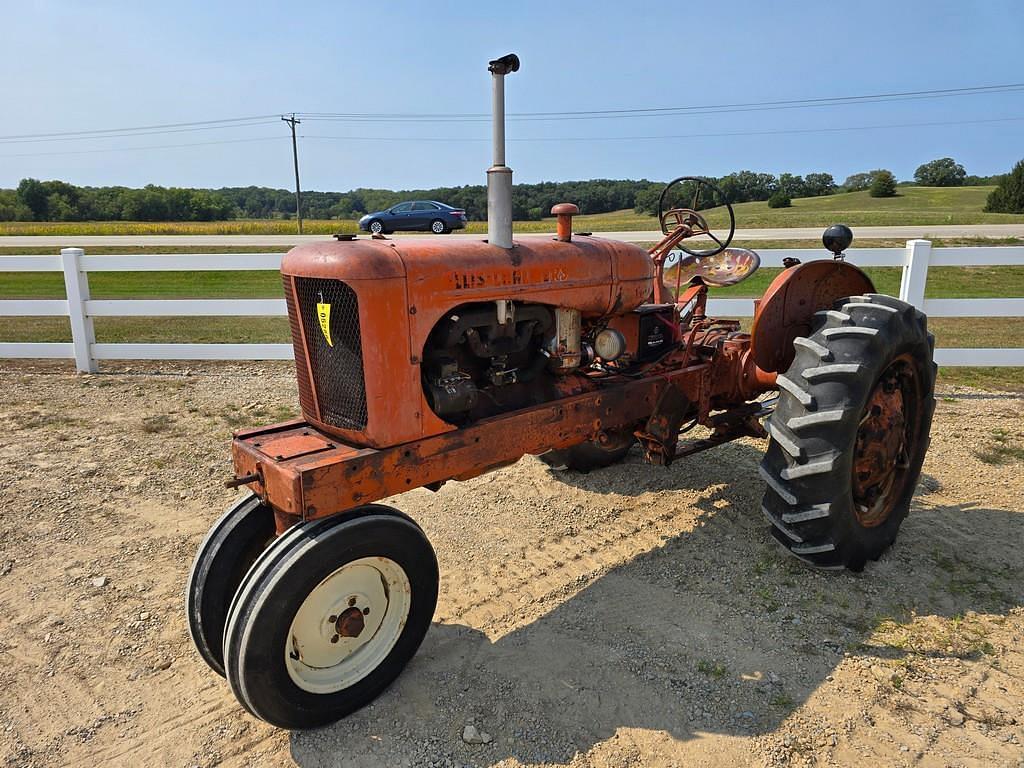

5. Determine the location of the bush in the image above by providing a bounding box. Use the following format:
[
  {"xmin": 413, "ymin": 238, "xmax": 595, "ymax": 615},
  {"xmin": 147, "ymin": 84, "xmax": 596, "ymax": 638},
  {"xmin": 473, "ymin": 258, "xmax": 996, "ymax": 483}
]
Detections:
[
  {"xmin": 985, "ymin": 160, "xmax": 1024, "ymax": 213},
  {"xmin": 767, "ymin": 191, "xmax": 791, "ymax": 208},
  {"xmin": 869, "ymin": 170, "xmax": 897, "ymax": 198}
]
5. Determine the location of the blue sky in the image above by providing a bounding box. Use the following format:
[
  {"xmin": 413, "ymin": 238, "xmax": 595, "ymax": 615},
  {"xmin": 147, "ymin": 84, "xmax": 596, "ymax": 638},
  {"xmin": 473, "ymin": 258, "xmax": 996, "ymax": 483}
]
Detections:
[{"xmin": 1, "ymin": 0, "xmax": 1022, "ymax": 191}]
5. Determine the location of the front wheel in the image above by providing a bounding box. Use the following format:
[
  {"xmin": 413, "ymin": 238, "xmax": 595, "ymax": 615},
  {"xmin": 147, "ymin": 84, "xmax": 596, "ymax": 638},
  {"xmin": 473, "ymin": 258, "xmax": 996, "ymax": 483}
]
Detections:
[
  {"xmin": 760, "ymin": 294, "xmax": 936, "ymax": 571},
  {"xmin": 368, "ymin": 219, "xmax": 385, "ymax": 235},
  {"xmin": 430, "ymin": 219, "xmax": 448, "ymax": 234},
  {"xmin": 222, "ymin": 506, "xmax": 438, "ymax": 729},
  {"xmin": 186, "ymin": 494, "xmax": 276, "ymax": 676}
]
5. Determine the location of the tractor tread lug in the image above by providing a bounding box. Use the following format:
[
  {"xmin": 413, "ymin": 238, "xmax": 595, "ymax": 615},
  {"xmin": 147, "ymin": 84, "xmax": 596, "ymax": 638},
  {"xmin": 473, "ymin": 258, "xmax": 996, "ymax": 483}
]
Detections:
[
  {"xmin": 758, "ymin": 464, "xmax": 797, "ymax": 505},
  {"xmin": 780, "ymin": 454, "xmax": 836, "ymax": 480},
  {"xmin": 762, "ymin": 505, "xmax": 803, "ymax": 542},
  {"xmin": 792, "ymin": 337, "xmax": 833, "ymax": 360},
  {"xmin": 786, "ymin": 409, "xmax": 846, "ymax": 431},
  {"xmin": 792, "ymin": 540, "xmax": 837, "ymax": 555},
  {"xmin": 843, "ymin": 301, "xmax": 899, "ymax": 315},
  {"xmin": 814, "ymin": 310, "xmax": 853, "ymax": 326},
  {"xmin": 781, "ymin": 504, "xmax": 832, "ymax": 524},
  {"xmin": 776, "ymin": 374, "xmax": 815, "ymax": 408},
  {"xmin": 822, "ymin": 326, "xmax": 879, "ymax": 339},
  {"xmin": 803, "ymin": 363, "xmax": 864, "ymax": 381},
  {"xmin": 767, "ymin": 420, "xmax": 804, "ymax": 459}
]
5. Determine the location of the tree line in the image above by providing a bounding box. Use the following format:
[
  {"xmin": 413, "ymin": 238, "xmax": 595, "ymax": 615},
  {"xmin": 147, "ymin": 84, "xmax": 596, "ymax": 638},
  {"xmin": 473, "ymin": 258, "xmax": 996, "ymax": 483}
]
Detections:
[{"xmin": 0, "ymin": 157, "xmax": 1016, "ymax": 222}]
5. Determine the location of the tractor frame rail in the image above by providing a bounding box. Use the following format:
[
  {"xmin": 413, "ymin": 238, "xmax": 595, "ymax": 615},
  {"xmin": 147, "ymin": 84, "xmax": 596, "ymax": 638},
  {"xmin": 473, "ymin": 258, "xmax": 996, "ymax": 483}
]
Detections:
[{"xmin": 230, "ymin": 362, "xmax": 770, "ymax": 533}]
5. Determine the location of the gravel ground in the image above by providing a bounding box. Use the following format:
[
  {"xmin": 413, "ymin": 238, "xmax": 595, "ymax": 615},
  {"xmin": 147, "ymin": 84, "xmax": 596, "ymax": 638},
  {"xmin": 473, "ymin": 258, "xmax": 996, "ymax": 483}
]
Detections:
[{"xmin": 0, "ymin": 361, "xmax": 1021, "ymax": 768}]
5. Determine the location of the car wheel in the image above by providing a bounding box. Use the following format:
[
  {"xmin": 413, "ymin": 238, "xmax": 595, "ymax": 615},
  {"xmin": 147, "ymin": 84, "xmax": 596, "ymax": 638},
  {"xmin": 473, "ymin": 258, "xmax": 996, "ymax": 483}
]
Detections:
[
  {"xmin": 430, "ymin": 219, "xmax": 448, "ymax": 235},
  {"xmin": 368, "ymin": 220, "xmax": 385, "ymax": 235}
]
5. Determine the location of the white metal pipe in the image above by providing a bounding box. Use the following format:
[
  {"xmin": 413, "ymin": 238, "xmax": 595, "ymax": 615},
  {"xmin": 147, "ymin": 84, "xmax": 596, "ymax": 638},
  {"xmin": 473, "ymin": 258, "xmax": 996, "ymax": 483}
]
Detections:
[{"xmin": 492, "ymin": 72, "xmax": 505, "ymax": 167}]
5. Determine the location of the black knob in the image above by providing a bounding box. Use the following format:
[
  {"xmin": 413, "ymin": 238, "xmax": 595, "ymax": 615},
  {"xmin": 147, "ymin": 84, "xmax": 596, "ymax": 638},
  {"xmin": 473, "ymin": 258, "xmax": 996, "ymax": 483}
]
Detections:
[{"xmin": 822, "ymin": 224, "xmax": 853, "ymax": 256}]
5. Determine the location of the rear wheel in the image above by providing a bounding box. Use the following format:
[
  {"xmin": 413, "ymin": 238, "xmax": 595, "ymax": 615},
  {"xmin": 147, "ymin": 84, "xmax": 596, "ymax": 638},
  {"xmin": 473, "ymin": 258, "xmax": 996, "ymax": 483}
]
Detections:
[
  {"xmin": 540, "ymin": 429, "xmax": 636, "ymax": 472},
  {"xmin": 430, "ymin": 219, "xmax": 448, "ymax": 234},
  {"xmin": 222, "ymin": 505, "xmax": 438, "ymax": 729},
  {"xmin": 186, "ymin": 494, "xmax": 276, "ymax": 676},
  {"xmin": 760, "ymin": 294, "xmax": 935, "ymax": 571}
]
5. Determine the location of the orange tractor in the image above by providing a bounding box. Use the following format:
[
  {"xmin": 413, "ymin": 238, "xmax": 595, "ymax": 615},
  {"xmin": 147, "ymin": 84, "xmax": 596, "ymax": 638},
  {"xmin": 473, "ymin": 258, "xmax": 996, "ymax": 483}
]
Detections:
[{"xmin": 186, "ymin": 55, "xmax": 936, "ymax": 729}]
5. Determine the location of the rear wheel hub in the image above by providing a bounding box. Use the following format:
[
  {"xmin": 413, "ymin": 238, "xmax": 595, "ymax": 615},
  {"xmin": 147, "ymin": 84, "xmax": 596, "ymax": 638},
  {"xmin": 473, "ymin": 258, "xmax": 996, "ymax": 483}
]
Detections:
[{"xmin": 852, "ymin": 358, "xmax": 919, "ymax": 527}]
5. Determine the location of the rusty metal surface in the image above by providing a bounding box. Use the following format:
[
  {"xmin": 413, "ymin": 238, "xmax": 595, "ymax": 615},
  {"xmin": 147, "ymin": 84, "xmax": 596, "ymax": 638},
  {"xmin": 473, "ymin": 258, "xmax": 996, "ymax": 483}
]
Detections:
[
  {"xmin": 852, "ymin": 356, "xmax": 920, "ymax": 528},
  {"xmin": 232, "ymin": 366, "xmax": 716, "ymax": 520},
  {"xmin": 749, "ymin": 260, "xmax": 875, "ymax": 373},
  {"xmin": 282, "ymin": 235, "xmax": 655, "ymax": 448},
  {"xmin": 671, "ymin": 247, "xmax": 760, "ymax": 288},
  {"xmin": 551, "ymin": 203, "xmax": 579, "ymax": 242}
]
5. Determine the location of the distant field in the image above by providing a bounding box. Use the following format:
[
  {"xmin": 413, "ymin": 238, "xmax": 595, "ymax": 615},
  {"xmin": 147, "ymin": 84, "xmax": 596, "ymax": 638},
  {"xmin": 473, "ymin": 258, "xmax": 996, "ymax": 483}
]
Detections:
[{"xmin": 2, "ymin": 185, "xmax": 1022, "ymax": 237}]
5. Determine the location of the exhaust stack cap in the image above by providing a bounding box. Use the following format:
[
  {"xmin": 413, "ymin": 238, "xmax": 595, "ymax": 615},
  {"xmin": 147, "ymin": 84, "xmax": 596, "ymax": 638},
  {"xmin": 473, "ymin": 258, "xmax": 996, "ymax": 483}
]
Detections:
[
  {"xmin": 488, "ymin": 54, "xmax": 520, "ymax": 75},
  {"xmin": 551, "ymin": 203, "xmax": 579, "ymax": 242}
]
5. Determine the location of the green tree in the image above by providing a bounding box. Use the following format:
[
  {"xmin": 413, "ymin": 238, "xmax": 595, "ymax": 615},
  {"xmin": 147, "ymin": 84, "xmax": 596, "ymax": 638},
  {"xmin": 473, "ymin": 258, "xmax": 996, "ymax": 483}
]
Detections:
[
  {"xmin": 984, "ymin": 160, "xmax": 1024, "ymax": 213},
  {"xmin": 914, "ymin": 157, "xmax": 966, "ymax": 186},
  {"xmin": 768, "ymin": 191, "xmax": 791, "ymax": 208},
  {"xmin": 869, "ymin": 170, "xmax": 898, "ymax": 198},
  {"xmin": 777, "ymin": 173, "xmax": 805, "ymax": 197},
  {"xmin": 16, "ymin": 178, "xmax": 49, "ymax": 220},
  {"xmin": 842, "ymin": 172, "xmax": 875, "ymax": 192},
  {"xmin": 803, "ymin": 173, "xmax": 836, "ymax": 197}
]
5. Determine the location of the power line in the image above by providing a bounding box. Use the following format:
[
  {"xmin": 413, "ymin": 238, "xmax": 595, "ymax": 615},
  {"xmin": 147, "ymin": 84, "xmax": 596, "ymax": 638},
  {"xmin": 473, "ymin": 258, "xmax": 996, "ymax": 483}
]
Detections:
[
  {"xmin": 4, "ymin": 114, "xmax": 1020, "ymax": 159},
  {"xmin": 2, "ymin": 81, "xmax": 1022, "ymax": 143},
  {"xmin": 0, "ymin": 114, "xmax": 282, "ymax": 143},
  {"xmin": 299, "ymin": 115, "xmax": 1024, "ymax": 144},
  {"xmin": 0, "ymin": 135, "xmax": 285, "ymax": 158},
  {"xmin": 298, "ymin": 82, "xmax": 1024, "ymax": 123},
  {"xmin": 0, "ymin": 119, "xmax": 282, "ymax": 146}
]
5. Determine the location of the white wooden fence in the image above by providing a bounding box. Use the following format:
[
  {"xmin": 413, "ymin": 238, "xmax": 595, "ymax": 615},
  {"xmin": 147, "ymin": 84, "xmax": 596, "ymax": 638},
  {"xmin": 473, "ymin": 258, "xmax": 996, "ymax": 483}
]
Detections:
[{"xmin": 1, "ymin": 241, "xmax": 1023, "ymax": 373}]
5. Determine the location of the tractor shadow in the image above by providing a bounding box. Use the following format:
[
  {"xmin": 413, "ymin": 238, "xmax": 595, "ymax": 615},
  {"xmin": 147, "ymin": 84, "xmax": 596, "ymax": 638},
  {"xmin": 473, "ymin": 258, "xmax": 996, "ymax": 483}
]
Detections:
[{"xmin": 289, "ymin": 446, "xmax": 1023, "ymax": 767}]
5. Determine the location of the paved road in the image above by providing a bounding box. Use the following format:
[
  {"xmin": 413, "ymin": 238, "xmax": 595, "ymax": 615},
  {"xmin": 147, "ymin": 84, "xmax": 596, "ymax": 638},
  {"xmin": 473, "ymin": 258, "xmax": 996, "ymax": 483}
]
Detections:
[{"xmin": 2, "ymin": 224, "xmax": 1023, "ymax": 248}]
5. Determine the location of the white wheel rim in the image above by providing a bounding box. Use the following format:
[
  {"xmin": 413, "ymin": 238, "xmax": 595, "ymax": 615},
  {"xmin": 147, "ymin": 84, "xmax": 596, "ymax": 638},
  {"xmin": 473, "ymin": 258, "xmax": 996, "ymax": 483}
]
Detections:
[
  {"xmin": 432, "ymin": 221, "xmax": 443, "ymax": 233},
  {"xmin": 371, "ymin": 222, "xmax": 382, "ymax": 233},
  {"xmin": 285, "ymin": 557, "xmax": 411, "ymax": 694}
]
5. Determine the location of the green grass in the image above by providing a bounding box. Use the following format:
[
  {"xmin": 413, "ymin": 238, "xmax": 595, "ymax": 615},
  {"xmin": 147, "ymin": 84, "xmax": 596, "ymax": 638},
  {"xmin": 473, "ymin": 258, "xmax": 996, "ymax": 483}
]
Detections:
[
  {"xmin": 1, "ymin": 233, "xmax": 1022, "ymax": 391},
  {"xmin": 2, "ymin": 186, "xmax": 1021, "ymax": 237}
]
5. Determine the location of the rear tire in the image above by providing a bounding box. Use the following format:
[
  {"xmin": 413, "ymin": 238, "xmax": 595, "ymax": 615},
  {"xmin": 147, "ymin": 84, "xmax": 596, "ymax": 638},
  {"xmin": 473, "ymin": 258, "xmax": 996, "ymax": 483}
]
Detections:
[
  {"xmin": 760, "ymin": 294, "xmax": 936, "ymax": 571},
  {"xmin": 222, "ymin": 506, "xmax": 438, "ymax": 729},
  {"xmin": 540, "ymin": 430, "xmax": 635, "ymax": 472},
  {"xmin": 430, "ymin": 219, "xmax": 448, "ymax": 234}
]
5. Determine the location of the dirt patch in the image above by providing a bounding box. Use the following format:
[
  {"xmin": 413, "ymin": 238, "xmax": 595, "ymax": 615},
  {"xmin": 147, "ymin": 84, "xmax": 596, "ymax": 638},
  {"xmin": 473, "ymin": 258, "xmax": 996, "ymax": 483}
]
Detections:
[{"xmin": 0, "ymin": 361, "xmax": 1021, "ymax": 767}]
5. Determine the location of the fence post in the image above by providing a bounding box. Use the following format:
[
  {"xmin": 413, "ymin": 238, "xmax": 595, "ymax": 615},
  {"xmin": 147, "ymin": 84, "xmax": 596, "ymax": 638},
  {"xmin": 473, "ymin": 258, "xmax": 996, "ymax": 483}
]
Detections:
[
  {"xmin": 899, "ymin": 239, "xmax": 931, "ymax": 310},
  {"xmin": 60, "ymin": 247, "xmax": 97, "ymax": 373}
]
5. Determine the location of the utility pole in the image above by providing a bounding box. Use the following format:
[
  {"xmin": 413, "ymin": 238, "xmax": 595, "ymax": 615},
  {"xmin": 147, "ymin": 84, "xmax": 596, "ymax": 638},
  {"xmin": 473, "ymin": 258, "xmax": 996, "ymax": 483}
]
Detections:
[{"xmin": 281, "ymin": 114, "xmax": 303, "ymax": 234}]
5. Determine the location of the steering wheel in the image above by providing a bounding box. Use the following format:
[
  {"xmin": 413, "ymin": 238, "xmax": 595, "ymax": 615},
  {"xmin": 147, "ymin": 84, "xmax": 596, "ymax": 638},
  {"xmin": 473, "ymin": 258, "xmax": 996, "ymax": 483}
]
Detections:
[{"xmin": 657, "ymin": 176, "xmax": 735, "ymax": 257}]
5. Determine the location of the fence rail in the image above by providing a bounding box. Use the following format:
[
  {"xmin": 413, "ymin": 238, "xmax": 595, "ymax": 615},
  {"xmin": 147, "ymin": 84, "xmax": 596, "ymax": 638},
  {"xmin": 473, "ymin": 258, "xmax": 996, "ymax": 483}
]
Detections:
[{"xmin": 2, "ymin": 240, "xmax": 1023, "ymax": 372}]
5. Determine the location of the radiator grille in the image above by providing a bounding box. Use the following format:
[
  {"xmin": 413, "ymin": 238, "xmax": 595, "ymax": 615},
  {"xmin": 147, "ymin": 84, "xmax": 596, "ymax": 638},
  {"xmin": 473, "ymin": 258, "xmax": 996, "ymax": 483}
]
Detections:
[
  {"xmin": 294, "ymin": 277, "xmax": 367, "ymax": 430},
  {"xmin": 283, "ymin": 275, "xmax": 316, "ymax": 418}
]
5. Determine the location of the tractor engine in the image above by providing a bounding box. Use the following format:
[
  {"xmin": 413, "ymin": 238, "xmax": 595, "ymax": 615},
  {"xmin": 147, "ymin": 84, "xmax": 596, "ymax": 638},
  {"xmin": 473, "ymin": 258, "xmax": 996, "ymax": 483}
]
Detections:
[{"xmin": 280, "ymin": 234, "xmax": 656, "ymax": 448}]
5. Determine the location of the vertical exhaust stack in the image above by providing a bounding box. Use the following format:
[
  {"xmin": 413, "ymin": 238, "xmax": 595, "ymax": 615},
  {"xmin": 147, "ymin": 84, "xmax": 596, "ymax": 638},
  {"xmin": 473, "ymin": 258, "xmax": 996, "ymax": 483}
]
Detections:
[{"xmin": 487, "ymin": 54, "xmax": 519, "ymax": 249}]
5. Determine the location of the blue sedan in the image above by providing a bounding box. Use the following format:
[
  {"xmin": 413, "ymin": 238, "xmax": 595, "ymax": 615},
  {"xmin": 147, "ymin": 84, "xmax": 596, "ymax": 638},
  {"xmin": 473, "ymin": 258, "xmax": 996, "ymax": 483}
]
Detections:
[{"xmin": 358, "ymin": 200, "xmax": 468, "ymax": 235}]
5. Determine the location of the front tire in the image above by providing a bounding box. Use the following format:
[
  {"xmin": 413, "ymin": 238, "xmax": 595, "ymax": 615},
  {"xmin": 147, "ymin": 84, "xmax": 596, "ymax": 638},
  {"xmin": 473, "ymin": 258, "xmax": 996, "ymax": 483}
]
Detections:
[
  {"xmin": 222, "ymin": 506, "xmax": 438, "ymax": 729},
  {"xmin": 368, "ymin": 219, "xmax": 385, "ymax": 235},
  {"xmin": 760, "ymin": 294, "xmax": 936, "ymax": 571},
  {"xmin": 186, "ymin": 494, "xmax": 276, "ymax": 677}
]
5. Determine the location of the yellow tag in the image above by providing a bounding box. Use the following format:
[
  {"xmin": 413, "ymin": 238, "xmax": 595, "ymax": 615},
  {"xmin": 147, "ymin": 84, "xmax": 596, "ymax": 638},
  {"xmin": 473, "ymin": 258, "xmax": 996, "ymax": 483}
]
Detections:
[{"xmin": 316, "ymin": 302, "xmax": 333, "ymax": 347}]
